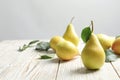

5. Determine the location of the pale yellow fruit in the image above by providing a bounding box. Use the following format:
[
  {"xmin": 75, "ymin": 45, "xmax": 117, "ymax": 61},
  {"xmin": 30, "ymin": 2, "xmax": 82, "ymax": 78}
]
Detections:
[
  {"xmin": 112, "ymin": 37, "xmax": 120, "ymax": 54},
  {"xmin": 50, "ymin": 36, "xmax": 64, "ymax": 51},
  {"xmin": 56, "ymin": 40, "xmax": 79, "ymax": 60},
  {"xmin": 63, "ymin": 23, "xmax": 80, "ymax": 46},
  {"xmin": 97, "ymin": 34, "xmax": 115, "ymax": 50},
  {"xmin": 81, "ymin": 33, "xmax": 105, "ymax": 69}
]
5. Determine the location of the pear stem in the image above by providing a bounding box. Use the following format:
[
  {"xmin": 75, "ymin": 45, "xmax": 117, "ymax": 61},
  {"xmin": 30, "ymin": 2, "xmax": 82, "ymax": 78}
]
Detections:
[
  {"xmin": 91, "ymin": 20, "xmax": 94, "ymax": 32},
  {"xmin": 70, "ymin": 16, "xmax": 75, "ymax": 23}
]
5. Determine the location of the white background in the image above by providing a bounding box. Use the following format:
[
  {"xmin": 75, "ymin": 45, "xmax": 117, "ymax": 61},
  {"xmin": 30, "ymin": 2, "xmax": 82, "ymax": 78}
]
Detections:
[{"xmin": 0, "ymin": 0, "xmax": 120, "ymax": 40}]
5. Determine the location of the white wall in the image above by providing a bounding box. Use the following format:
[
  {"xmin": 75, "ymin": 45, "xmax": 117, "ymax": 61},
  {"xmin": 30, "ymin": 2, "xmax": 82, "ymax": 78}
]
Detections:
[{"xmin": 0, "ymin": 0, "xmax": 120, "ymax": 40}]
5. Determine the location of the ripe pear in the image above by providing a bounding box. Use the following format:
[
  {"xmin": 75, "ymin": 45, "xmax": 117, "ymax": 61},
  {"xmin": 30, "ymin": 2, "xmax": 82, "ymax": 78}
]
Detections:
[
  {"xmin": 112, "ymin": 37, "xmax": 120, "ymax": 54},
  {"xmin": 56, "ymin": 40, "xmax": 79, "ymax": 60},
  {"xmin": 97, "ymin": 34, "xmax": 115, "ymax": 50},
  {"xmin": 50, "ymin": 36, "xmax": 64, "ymax": 51},
  {"xmin": 63, "ymin": 23, "xmax": 80, "ymax": 46},
  {"xmin": 81, "ymin": 33, "xmax": 105, "ymax": 69}
]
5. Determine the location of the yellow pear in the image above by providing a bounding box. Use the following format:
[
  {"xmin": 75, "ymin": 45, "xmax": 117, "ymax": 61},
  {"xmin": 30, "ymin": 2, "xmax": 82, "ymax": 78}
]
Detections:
[
  {"xmin": 56, "ymin": 40, "xmax": 79, "ymax": 60},
  {"xmin": 50, "ymin": 36, "xmax": 64, "ymax": 51},
  {"xmin": 63, "ymin": 18, "xmax": 80, "ymax": 46},
  {"xmin": 81, "ymin": 33, "xmax": 105, "ymax": 69},
  {"xmin": 97, "ymin": 34, "xmax": 115, "ymax": 50},
  {"xmin": 63, "ymin": 23, "xmax": 80, "ymax": 46}
]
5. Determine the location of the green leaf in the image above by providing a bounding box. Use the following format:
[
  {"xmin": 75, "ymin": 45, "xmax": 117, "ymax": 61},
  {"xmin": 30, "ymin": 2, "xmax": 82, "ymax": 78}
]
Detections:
[
  {"xmin": 18, "ymin": 44, "xmax": 29, "ymax": 51},
  {"xmin": 81, "ymin": 27, "xmax": 92, "ymax": 43},
  {"xmin": 35, "ymin": 41, "xmax": 50, "ymax": 51},
  {"xmin": 18, "ymin": 40, "xmax": 39, "ymax": 52},
  {"xmin": 105, "ymin": 49, "xmax": 118, "ymax": 62},
  {"xmin": 28, "ymin": 40, "xmax": 39, "ymax": 45},
  {"xmin": 40, "ymin": 55, "xmax": 52, "ymax": 59}
]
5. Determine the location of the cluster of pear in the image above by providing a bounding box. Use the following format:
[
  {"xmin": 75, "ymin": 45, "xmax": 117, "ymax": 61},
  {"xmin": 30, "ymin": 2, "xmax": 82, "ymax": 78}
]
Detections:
[
  {"xmin": 81, "ymin": 21, "xmax": 117, "ymax": 69},
  {"xmin": 50, "ymin": 19, "xmax": 118, "ymax": 70},
  {"xmin": 50, "ymin": 18, "xmax": 80, "ymax": 60},
  {"xmin": 96, "ymin": 30, "xmax": 120, "ymax": 56},
  {"xmin": 82, "ymin": 32, "xmax": 120, "ymax": 69}
]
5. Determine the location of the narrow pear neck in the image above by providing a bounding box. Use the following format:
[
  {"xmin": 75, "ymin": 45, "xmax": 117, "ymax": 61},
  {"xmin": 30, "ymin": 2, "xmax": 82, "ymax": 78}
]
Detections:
[
  {"xmin": 67, "ymin": 24, "xmax": 74, "ymax": 31},
  {"xmin": 89, "ymin": 33, "xmax": 99, "ymax": 43}
]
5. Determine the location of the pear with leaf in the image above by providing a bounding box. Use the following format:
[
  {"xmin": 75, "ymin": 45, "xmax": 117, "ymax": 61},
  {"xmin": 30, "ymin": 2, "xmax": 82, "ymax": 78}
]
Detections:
[
  {"xmin": 81, "ymin": 21, "xmax": 105, "ymax": 69},
  {"xmin": 63, "ymin": 17, "xmax": 80, "ymax": 46}
]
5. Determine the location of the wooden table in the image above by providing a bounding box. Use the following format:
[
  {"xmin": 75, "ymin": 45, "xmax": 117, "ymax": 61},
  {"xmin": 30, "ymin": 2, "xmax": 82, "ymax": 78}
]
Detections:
[{"xmin": 0, "ymin": 40, "xmax": 120, "ymax": 80}]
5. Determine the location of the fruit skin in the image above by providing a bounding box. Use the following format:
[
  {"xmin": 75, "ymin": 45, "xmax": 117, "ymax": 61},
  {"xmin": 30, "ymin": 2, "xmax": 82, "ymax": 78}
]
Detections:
[
  {"xmin": 50, "ymin": 36, "xmax": 64, "ymax": 51},
  {"xmin": 97, "ymin": 34, "xmax": 115, "ymax": 50},
  {"xmin": 63, "ymin": 23, "xmax": 80, "ymax": 46},
  {"xmin": 81, "ymin": 33, "xmax": 105, "ymax": 69},
  {"xmin": 112, "ymin": 37, "xmax": 120, "ymax": 54},
  {"xmin": 56, "ymin": 40, "xmax": 79, "ymax": 60}
]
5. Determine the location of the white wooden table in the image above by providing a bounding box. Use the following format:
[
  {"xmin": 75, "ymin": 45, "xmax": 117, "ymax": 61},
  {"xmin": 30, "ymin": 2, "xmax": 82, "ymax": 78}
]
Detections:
[{"xmin": 0, "ymin": 40, "xmax": 120, "ymax": 80}]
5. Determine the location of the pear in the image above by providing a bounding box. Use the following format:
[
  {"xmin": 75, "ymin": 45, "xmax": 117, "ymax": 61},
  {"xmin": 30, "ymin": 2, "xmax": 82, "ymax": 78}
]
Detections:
[
  {"xmin": 81, "ymin": 21, "xmax": 105, "ymax": 69},
  {"xmin": 50, "ymin": 36, "xmax": 64, "ymax": 51},
  {"xmin": 81, "ymin": 33, "xmax": 105, "ymax": 69},
  {"xmin": 56, "ymin": 40, "xmax": 79, "ymax": 60},
  {"xmin": 112, "ymin": 37, "xmax": 120, "ymax": 54},
  {"xmin": 97, "ymin": 34, "xmax": 115, "ymax": 50},
  {"xmin": 63, "ymin": 17, "xmax": 80, "ymax": 46}
]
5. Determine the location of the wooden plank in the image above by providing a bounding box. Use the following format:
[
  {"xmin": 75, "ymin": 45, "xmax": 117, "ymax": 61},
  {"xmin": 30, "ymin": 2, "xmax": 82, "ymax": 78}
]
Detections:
[
  {"xmin": 0, "ymin": 40, "xmax": 120, "ymax": 80},
  {"xmin": 111, "ymin": 58, "xmax": 120, "ymax": 78},
  {"xmin": 56, "ymin": 56, "xmax": 120, "ymax": 80},
  {"xmin": 0, "ymin": 40, "xmax": 59, "ymax": 80}
]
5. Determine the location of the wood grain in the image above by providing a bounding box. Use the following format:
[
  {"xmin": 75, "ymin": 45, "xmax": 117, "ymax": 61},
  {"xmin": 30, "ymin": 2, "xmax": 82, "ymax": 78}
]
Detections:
[
  {"xmin": 111, "ymin": 58, "xmax": 120, "ymax": 78},
  {"xmin": 56, "ymin": 56, "xmax": 120, "ymax": 80},
  {"xmin": 0, "ymin": 40, "xmax": 59, "ymax": 80},
  {"xmin": 0, "ymin": 40, "xmax": 120, "ymax": 80}
]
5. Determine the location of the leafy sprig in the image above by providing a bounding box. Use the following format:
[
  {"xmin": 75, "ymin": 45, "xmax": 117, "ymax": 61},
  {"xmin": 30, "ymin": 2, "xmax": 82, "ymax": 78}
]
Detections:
[
  {"xmin": 18, "ymin": 40, "xmax": 54, "ymax": 59},
  {"xmin": 35, "ymin": 41, "xmax": 50, "ymax": 51},
  {"xmin": 18, "ymin": 40, "xmax": 39, "ymax": 52}
]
